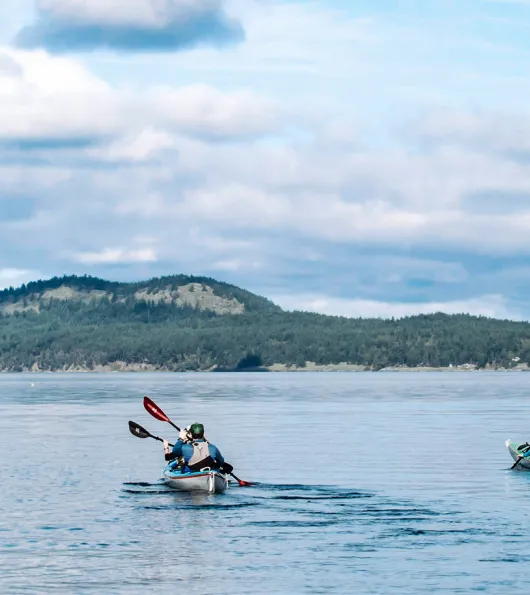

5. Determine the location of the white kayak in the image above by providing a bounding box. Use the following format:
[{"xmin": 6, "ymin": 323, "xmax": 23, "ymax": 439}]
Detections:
[
  {"xmin": 163, "ymin": 466, "xmax": 228, "ymax": 493},
  {"xmin": 506, "ymin": 439, "xmax": 530, "ymax": 469}
]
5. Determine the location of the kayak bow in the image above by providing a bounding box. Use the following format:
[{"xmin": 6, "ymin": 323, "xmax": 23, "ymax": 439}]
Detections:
[{"xmin": 506, "ymin": 439, "xmax": 530, "ymax": 470}]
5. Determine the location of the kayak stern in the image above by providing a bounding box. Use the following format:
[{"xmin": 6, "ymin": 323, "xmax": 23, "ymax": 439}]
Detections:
[{"xmin": 163, "ymin": 468, "xmax": 228, "ymax": 493}]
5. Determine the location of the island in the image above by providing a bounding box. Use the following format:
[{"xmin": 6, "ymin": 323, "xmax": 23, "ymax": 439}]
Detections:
[{"xmin": 0, "ymin": 274, "xmax": 529, "ymax": 373}]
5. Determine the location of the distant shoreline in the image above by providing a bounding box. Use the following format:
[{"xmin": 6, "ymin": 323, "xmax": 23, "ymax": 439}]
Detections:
[{"xmin": 1, "ymin": 362, "xmax": 528, "ymax": 373}]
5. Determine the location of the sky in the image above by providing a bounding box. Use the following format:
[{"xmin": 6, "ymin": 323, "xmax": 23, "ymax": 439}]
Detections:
[{"xmin": 2, "ymin": 0, "xmax": 530, "ymax": 319}]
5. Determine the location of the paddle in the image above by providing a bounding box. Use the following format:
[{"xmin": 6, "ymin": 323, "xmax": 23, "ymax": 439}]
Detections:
[
  {"xmin": 511, "ymin": 456, "xmax": 524, "ymax": 470},
  {"xmin": 142, "ymin": 396, "xmax": 252, "ymax": 486},
  {"xmin": 143, "ymin": 396, "xmax": 181, "ymax": 432},
  {"xmin": 128, "ymin": 420, "xmax": 173, "ymax": 447},
  {"xmin": 225, "ymin": 468, "xmax": 252, "ymax": 487}
]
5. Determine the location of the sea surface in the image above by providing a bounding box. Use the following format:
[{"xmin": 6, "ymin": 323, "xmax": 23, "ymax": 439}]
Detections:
[{"xmin": 1, "ymin": 372, "xmax": 530, "ymax": 594}]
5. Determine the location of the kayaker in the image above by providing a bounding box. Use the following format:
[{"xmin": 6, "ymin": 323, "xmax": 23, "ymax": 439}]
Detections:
[{"xmin": 163, "ymin": 422, "xmax": 233, "ymax": 474}]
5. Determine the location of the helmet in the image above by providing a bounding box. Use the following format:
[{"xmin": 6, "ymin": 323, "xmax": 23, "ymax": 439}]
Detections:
[{"xmin": 189, "ymin": 422, "xmax": 204, "ymax": 439}]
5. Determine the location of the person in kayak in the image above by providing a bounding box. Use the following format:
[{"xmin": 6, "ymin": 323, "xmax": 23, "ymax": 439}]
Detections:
[{"xmin": 163, "ymin": 422, "xmax": 233, "ymax": 474}]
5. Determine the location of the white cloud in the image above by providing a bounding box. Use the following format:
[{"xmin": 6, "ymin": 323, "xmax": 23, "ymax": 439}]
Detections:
[
  {"xmin": 0, "ymin": 48, "xmax": 279, "ymax": 145},
  {"xmin": 134, "ymin": 134, "xmax": 530, "ymax": 255},
  {"xmin": 0, "ymin": 49, "xmax": 121, "ymax": 140},
  {"xmin": 0, "ymin": 51, "xmax": 23, "ymax": 76},
  {"xmin": 181, "ymin": 184, "xmax": 290, "ymax": 225},
  {"xmin": 89, "ymin": 127, "xmax": 176, "ymax": 162},
  {"xmin": 410, "ymin": 108, "xmax": 530, "ymax": 154},
  {"xmin": 5, "ymin": 96, "xmax": 530, "ymax": 266},
  {"xmin": 273, "ymin": 293, "xmax": 522, "ymax": 321},
  {"xmin": 71, "ymin": 247, "xmax": 158, "ymax": 265},
  {"xmin": 149, "ymin": 84, "xmax": 280, "ymax": 140},
  {"xmin": 211, "ymin": 258, "xmax": 262, "ymax": 272},
  {"xmin": 187, "ymin": 230, "xmax": 254, "ymax": 253}
]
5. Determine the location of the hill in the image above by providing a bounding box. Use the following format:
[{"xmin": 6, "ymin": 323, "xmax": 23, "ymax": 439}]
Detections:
[
  {"xmin": 0, "ymin": 274, "xmax": 530, "ymax": 372},
  {"xmin": 0, "ymin": 274, "xmax": 279, "ymax": 316}
]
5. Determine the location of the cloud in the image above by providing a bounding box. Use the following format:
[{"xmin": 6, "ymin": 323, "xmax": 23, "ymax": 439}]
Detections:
[
  {"xmin": 211, "ymin": 258, "xmax": 262, "ymax": 272},
  {"xmin": 87, "ymin": 127, "xmax": 176, "ymax": 163},
  {"xmin": 0, "ymin": 52, "xmax": 23, "ymax": 77},
  {"xmin": 0, "ymin": 49, "xmax": 279, "ymax": 148},
  {"xmin": 273, "ymin": 293, "xmax": 522, "ymax": 321},
  {"xmin": 70, "ymin": 247, "xmax": 158, "ymax": 265},
  {"xmin": 5, "ymin": 1, "xmax": 530, "ymax": 321},
  {"xmin": 163, "ymin": 124, "xmax": 530, "ymax": 256},
  {"xmin": 408, "ymin": 108, "xmax": 530, "ymax": 157},
  {"xmin": 0, "ymin": 49, "xmax": 121, "ymax": 143},
  {"xmin": 149, "ymin": 84, "xmax": 280, "ymax": 141},
  {"xmin": 15, "ymin": 0, "xmax": 244, "ymax": 53},
  {"xmin": 3, "ymin": 103, "xmax": 530, "ymax": 319}
]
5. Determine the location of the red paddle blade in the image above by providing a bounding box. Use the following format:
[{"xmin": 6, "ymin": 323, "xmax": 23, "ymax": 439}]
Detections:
[
  {"xmin": 230, "ymin": 473, "xmax": 252, "ymax": 487},
  {"xmin": 143, "ymin": 396, "xmax": 170, "ymax": 423}
]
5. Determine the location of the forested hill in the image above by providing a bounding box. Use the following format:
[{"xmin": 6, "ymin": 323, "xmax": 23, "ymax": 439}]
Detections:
[
  {"xmin": 0, "ymin": 274, "xmax": 280, "ymax": 316},
  {"xmin": 1, "ymin": 274, "xmax": 530, "ymax": 372}
]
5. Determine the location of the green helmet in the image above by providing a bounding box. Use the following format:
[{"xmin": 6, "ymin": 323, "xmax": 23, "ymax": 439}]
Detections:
[{"xmin": 189, "ymin": 422, "xmax": 204, "ymax": 438}]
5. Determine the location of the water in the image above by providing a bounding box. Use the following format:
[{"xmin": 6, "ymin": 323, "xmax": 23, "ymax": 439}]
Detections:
[{"xmin": 1, "ymin": 372, "xmax": 530, "ymax": 593}]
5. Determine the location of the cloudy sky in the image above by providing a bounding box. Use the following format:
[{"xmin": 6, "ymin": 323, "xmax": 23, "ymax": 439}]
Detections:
[{"xmin": 1, "ymin": 0, "xmax": 530, "ymax": 319}]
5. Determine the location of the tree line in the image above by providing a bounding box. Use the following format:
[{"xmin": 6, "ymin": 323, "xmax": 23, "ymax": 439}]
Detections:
[{"xmin": 1, "ymin": 296, "xmax": 529, "ymax": 371}]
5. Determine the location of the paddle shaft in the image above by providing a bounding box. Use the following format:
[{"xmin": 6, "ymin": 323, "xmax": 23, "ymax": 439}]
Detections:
[
  {"xmin": 511, "ymin": 456, "xmax": 523, "ymax": 470},
  {"xmin": 229, "ymin": 472, "xmax": 251, "ymax": 486},
  {"xmin": 152, "ymin": 435, "xmax": 174, "ymax": 447}
]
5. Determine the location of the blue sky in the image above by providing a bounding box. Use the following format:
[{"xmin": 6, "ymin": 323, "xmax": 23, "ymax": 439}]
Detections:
[{"xmin": 2, "ymin": 0, "xmax": 530, "ymax": 319}]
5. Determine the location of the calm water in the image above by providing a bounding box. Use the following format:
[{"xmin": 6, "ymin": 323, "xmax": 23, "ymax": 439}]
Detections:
[{"xmin": 1, "ymin": 372, "xmax": 530, "ymax": 594}]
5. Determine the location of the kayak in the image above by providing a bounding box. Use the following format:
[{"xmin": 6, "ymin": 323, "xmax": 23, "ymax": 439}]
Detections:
[
  {"xmin": 163, "ymin": 465, "xmax": 228, "ymax": 493},
  {"xmin": 506, "ymin": 439, "xmax": 530, "ymax": 469}
]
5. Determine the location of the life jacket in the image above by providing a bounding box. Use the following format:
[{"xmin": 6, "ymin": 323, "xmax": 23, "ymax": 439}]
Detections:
[{"xmin": 186, "ymin": 440, "xmax": 217, "ymax": 471}]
